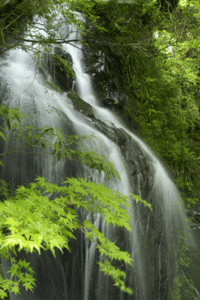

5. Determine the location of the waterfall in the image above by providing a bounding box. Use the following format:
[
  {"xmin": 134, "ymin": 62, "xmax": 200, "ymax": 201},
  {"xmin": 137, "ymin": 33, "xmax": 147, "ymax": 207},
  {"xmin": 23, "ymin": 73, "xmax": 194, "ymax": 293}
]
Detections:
[{"xmin": 0, "ymin": 11, "xmax": 193, "ymax": 300}]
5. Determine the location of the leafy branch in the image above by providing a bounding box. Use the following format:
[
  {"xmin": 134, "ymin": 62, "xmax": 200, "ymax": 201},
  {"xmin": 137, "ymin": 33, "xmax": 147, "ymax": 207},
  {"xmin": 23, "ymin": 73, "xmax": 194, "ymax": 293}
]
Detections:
[{"xmin": 0, "ymin": 175, "xmax": 152, "ymax": 297}]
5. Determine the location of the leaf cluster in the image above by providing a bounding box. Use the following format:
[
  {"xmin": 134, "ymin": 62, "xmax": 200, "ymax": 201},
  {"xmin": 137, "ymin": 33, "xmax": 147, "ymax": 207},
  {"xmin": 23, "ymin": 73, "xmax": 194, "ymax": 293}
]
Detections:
[{"xmin": 0, "ymin": 174, "xmax": 143, "ymax": 297}]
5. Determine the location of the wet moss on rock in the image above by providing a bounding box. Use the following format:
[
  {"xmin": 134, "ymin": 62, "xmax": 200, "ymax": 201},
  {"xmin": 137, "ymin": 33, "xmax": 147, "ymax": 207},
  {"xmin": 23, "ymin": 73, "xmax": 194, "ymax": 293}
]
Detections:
[
  {"xmin": 52, "ymin": 47, "xmax": 75, "ymax": 91},
  {"xmin": 67, "ymin": 90, "xmax": 94, "ymax": 118}
]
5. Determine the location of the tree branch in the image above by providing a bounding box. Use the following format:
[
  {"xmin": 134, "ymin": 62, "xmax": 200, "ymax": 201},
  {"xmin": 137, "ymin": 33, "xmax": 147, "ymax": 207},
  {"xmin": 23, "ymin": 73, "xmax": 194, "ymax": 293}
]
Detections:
[{"xmin": 13, "ymin": 37, "xmax": 81, "ymax": 44}]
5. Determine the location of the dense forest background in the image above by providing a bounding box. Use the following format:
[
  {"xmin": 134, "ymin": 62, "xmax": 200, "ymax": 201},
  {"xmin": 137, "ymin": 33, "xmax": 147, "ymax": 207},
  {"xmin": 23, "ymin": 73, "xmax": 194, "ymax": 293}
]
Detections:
[{"xmin": 0, "ymin": 0, "xmax": 200, "ymax": 299}]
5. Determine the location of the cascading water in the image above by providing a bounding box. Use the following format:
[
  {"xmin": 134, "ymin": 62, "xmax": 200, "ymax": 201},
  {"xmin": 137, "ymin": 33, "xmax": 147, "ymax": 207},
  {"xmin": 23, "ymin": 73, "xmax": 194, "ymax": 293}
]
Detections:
[{"xmin": 0, "ymin": 10, "xmax": 194, "ymax": 300}]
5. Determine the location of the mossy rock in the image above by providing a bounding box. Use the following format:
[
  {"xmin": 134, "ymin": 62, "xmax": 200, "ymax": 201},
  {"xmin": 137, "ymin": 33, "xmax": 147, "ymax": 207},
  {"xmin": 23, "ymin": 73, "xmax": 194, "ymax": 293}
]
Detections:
[
  {"xmin": 52, "ymin": 47, "xmax": 75, "ymax": 91},
  {"xmin": 39, "ymin": 47, "xmax": 75, "ymax": 92},
  {"xmin": 67, "ymin": 91, "xmax": 94, "ymax": 118}
]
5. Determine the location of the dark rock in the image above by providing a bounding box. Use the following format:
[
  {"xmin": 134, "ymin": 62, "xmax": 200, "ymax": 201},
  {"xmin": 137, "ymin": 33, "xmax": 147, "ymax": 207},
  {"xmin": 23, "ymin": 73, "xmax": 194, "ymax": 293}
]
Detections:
[
  {"xmin": 52, "ymin": 47, "xmax": 75, "ymax": 91},
  {"xmin": 54, "ymin": 47, "xmax": 73, "ymax": 64},
  {"xmin": 101, "ymin": 97, "xmax": 123, "ymax": 111},
  {"xmin": 39, "ymin": 47, "xmax": 75, "ymax": 92},
  {"xmin": 67, "ymin": 91, "xmax": 95, "ymax": 118},
  {"xmin": 102, "ymin": 98, "xmax": 116, "ymax": 107}
]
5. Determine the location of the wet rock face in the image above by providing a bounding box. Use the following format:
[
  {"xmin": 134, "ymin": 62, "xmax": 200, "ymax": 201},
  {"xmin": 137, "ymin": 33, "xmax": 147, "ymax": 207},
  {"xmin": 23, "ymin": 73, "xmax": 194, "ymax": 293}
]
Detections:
[
  {"xmin": 54, "ymin": 47, "xmax": 73, "ymax": 64},
  {"xmin": 67, "ymin": 91, "xmax": 95, "ymax": 118},
  {"xmin": 101, "ymin": 97, "xmax": 124, "ymax": 112},
  {"xmin": 82, "ymin": 45, "xmax": 127, "ymax": 111},
  {"xmin": 38, "ymin": 47, "xmax": 75, "ymax": 91},
  {"xmin": 68, "ymin": 90, "xmax": 152, "ymax": 188},
  {"xmin": 90, "ymin": 70, "xmax": 115, "ymax": 99},
  {"xmin": 69, "ymin": 91, "xmax": 181, "ymax": 299},
  {"xmin": 53, "ymin": 47, "xmax": 75, "ymax": 91}
]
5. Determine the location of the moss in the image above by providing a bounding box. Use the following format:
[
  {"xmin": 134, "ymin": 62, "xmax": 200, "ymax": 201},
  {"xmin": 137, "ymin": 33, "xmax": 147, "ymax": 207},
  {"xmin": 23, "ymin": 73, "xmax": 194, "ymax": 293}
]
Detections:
[
  {"xmin": 52, "ymin": 54, "xmax": 75, "ymax": 91},
  {"xmin": 67, "ymin": 91, "xmax": 94, "ymax": 118}
]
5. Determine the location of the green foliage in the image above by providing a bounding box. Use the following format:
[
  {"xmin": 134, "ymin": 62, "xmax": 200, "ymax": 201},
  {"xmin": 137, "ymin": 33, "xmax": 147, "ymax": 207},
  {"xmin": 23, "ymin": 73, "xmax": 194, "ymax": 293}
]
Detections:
[
  {"xmin": 170, "ymin": 241, "xmax": 197, "ymax": 300},
  {"xmin": 0, "ymin": 258, "xmax": 36, "ymax": 298},
  {"xmin": 98, "ymin": 260, "xmax": 132, "ymax": 294},
  {"xmin": 0, "ymin": 174, "xmax": 146, "ymax": 298},
  {"xmin": 0, "ymin": 103, "xmax": 152, "ymax": 298},
  {"xmin": 171, "ymin": 273, "xmax": 196, "ymax": 300},
  {"xmin": 52, "ymin": 54, "xmax": 75, "ymax": 79},
  {"xmin": 0, "ymin": 0, "xmax": 108, "ymax": 57}
]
